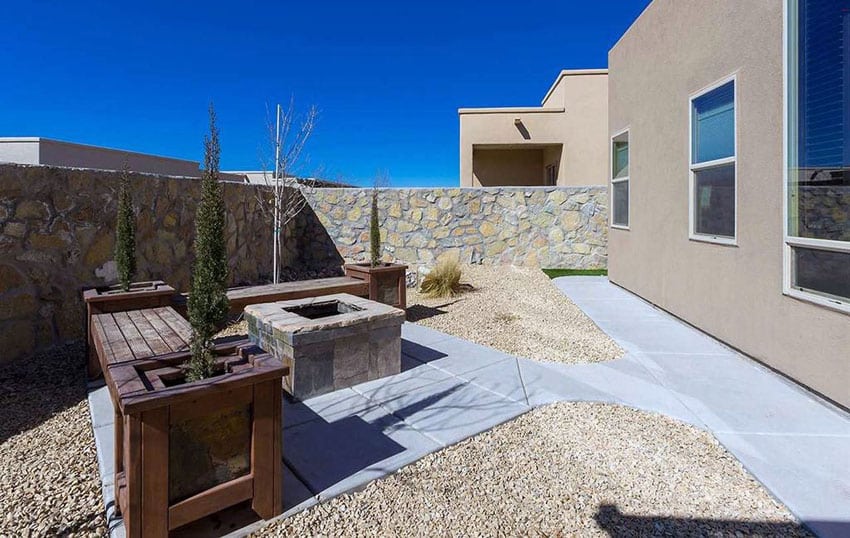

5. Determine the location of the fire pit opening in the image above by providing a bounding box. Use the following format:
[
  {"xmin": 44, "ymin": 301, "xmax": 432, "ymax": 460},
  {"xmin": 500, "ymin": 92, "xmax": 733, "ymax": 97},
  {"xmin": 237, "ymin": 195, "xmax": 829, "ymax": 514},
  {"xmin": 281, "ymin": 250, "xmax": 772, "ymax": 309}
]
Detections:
[{"xmin": 283, "ymin": 299, "xmax": 364, "ymax": 320}]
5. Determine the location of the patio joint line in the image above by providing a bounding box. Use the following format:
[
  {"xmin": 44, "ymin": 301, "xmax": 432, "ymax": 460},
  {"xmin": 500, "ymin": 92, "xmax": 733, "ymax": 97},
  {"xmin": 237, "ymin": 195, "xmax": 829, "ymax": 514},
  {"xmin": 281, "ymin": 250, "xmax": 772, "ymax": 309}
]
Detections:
[{"xmin": 349, "ymin": 383, "xmax": 450, "ymax": 449}]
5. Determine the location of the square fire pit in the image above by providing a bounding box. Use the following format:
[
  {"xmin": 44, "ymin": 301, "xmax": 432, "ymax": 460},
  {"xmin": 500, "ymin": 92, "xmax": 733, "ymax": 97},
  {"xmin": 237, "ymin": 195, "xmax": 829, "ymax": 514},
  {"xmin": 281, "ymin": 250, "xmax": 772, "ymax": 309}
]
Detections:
[{"xmin": 244, "ymin": 293, "xmax": 405, "ymax": 399}]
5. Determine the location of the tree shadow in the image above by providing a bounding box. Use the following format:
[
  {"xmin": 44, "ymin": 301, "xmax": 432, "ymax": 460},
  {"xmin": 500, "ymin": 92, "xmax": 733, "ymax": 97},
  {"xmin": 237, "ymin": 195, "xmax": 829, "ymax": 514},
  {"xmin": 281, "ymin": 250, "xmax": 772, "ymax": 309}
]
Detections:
[
  {"xmin": 594, "ymin": 503, "xmax": 816, "ymax": 537},
  {"xmin": 0, "ymin": 341, "xmax": 88, "ymax": 445}
]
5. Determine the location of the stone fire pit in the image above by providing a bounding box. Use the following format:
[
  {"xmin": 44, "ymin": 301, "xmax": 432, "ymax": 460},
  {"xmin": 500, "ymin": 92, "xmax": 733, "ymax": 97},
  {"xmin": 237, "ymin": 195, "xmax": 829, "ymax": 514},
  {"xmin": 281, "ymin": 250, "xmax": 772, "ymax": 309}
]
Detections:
[{"xmin": 244, "ymin": 293, "xmax": 405, "ymax": 400}]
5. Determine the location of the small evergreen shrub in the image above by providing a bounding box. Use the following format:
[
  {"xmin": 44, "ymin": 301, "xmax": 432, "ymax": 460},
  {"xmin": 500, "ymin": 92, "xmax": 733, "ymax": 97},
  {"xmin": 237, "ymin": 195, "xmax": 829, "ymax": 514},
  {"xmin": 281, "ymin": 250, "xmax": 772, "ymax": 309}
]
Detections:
[
  {"xmin": 114, "ymin": 169, "xmax": 136, "ymax": 292},
  {"xmin": 187, "ymin": 105, "xmax": 229, "ymax": 381},
  {"xmin": 420, "ymin": 257, "xmax": 463, "ymax": 298},
  {"xmin": 370, "ymin": 189, "xmax": 381, "ymax": 267}
]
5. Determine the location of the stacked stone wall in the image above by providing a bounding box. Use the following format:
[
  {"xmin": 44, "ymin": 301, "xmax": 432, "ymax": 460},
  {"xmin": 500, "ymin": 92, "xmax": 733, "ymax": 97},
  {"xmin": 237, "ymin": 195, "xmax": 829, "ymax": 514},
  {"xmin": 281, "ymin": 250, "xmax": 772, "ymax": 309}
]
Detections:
[{"xmin": 305, "ymin": 186, "xmax": 609, "ymax": 269}]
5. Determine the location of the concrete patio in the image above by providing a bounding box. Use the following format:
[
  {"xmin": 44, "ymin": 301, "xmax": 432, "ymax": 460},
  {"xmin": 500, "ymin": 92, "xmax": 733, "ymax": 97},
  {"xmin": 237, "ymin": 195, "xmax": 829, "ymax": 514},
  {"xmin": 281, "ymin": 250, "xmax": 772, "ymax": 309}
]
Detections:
[{"xmin": 88, "ymin": 277, "xmax": 850, "ymax": 538}]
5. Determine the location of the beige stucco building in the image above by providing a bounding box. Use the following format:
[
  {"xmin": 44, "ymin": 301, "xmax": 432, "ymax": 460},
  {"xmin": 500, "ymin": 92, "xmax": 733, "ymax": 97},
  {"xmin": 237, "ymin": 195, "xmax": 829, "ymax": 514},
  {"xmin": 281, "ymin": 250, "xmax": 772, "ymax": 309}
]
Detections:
[
  {"xmin": 0, "ymin": 137, "xmax": 204, "ymax": 177},
  {"xmin": 458, "ymin": 69, "xmax": 609, "ymax": 187},
  {"xmin": 607, "ymin": 0, "xmax": 850, "ymax": 409}
]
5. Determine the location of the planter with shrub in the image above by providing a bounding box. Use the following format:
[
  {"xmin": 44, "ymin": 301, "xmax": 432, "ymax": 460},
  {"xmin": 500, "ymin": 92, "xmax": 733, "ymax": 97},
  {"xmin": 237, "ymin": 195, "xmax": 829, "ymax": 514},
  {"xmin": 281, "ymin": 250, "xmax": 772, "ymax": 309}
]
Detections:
[{"xmin": 344, "ymin": 188, "xmax": 407, "ymax": 309}]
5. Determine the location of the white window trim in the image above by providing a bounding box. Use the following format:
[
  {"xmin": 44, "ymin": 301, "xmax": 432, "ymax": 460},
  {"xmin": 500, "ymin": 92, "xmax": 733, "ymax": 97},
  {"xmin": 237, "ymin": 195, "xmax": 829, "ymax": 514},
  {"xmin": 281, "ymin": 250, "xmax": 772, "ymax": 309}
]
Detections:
[
  {"xmin": 782, "ymin": 0, "xmax": 850, "ymax": 315},
  {"xmin": 688, "ymin": 73, "xmax": 738, "ymax": 246},
  {"xmin": 611, "ymin": 127, "xmax": 630, "ymax": 230}
]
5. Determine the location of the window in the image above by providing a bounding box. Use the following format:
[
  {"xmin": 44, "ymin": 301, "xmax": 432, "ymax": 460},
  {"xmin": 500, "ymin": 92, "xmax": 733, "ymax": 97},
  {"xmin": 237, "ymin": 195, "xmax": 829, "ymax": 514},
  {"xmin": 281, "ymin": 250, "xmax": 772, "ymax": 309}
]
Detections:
[
  {"xmin": 611, "ymin": 130, "xmax": 629, "ymax": 228},
  {"xmin": 786, "ymin": 0, "xmax": 850, "ymax": 310},
  {"xmin": 545, "ymin": 163, "xmax": 558, "ymax": 186},
  {"xmin": 690, "ymin": 78, "xmax": 736, "ymax": 242}
]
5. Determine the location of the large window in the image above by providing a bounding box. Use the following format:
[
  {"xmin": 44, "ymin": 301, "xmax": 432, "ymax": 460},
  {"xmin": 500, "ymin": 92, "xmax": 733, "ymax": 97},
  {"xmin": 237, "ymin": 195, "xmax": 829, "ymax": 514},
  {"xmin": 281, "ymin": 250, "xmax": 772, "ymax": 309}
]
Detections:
[
  {"xmin": 787, "ymin": 0, "xmax": 850, "ymax": 310},
  {"xmin": 611, "ymin": 129, "xmax": 629, "ymax": 228},
  {"xmin": 690, "ymin": 78, "xmax": 736, "ymax": 243}
]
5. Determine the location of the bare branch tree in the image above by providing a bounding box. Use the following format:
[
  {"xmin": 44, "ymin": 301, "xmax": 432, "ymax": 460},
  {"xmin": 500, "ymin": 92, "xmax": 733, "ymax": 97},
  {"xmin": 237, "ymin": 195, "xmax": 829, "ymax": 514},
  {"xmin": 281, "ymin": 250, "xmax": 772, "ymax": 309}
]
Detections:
[{"xmin": 253, "ymin": 97, "xmax": 319, "ymax": 283}]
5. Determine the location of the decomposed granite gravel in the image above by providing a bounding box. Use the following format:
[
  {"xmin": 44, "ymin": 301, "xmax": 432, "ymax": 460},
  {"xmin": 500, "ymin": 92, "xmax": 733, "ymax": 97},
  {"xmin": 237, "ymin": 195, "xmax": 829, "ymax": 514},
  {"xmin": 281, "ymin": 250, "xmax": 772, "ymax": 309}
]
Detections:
[
  {"xmin": 254, "ymin": 402, "xmax": 810, "ymax": 537},
  {"xmin": 408, "ymin": 265, "xmax": 623, "ymax": 365},
  {"xmin": 0, "ymin": 343, "xmax": 106, "ymax": 537}
]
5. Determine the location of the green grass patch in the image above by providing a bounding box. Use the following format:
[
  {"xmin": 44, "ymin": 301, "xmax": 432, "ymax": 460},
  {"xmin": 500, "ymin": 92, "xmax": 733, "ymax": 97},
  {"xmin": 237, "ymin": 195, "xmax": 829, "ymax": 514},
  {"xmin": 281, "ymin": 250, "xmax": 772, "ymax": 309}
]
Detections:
[{"xmin": 542, "ymin": 268, "xmax": 608, "ymax": 279}]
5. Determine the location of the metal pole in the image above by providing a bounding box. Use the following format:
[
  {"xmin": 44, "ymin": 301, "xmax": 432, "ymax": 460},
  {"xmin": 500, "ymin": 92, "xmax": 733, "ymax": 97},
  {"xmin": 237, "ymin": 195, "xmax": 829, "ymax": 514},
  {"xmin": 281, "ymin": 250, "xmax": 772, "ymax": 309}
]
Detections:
[{"xmin": 273, "ymin": 103, "xmax": 281, "ymax": 284}]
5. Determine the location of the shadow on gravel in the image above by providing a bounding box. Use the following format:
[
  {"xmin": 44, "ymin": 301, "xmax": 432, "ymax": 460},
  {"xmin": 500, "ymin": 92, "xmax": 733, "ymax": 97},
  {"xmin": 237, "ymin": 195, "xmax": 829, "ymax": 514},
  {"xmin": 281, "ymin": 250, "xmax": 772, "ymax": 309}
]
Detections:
[
  {"xmin": 595, "ymin": 503, "xmax": 815, "ymax": 537},
  {"xmin": 0, "ymin": 341, "xmax": 87, "ymax": 445}
]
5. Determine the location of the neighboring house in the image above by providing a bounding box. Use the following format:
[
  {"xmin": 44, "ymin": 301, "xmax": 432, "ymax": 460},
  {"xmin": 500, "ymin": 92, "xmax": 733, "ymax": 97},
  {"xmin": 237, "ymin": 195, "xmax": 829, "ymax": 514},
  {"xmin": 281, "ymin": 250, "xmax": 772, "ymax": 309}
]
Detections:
[
  {"xmin": 230, "ymin": 171, "xmax": 354, "ymax": 188},
  {"xmin": 458, "ymin": 69, "xmax": 609, "ymax": 187},
  {"xmin": 607, "ymin": 0, "xmax": 850, "ymax": 409},
  {"xmin": 0, "ymin": 137, "xmax": 203, "ymax": 177}
]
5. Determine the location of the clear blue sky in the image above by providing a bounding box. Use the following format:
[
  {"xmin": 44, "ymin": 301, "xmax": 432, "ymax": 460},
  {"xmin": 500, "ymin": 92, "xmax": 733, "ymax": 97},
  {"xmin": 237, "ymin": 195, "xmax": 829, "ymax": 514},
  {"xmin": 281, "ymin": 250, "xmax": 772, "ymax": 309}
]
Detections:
[{"xmin": 1, "ymin": 1, "xmax": 649, "ymax": 187}]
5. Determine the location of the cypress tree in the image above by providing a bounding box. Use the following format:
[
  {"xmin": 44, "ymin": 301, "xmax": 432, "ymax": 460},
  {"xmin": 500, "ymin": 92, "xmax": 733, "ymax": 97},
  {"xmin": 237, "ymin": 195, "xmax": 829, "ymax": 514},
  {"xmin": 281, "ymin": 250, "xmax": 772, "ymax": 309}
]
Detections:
[
  {"xmin": 370, "ymin": 189, "xmax": 381, "ymax": 267},
  {"xmin": 187, "ymin": 104, "xmax": 229, "ymax": 381},
  {"xmin": 114, "ymin": 167, "xmax": 136, "ymax": 292}
]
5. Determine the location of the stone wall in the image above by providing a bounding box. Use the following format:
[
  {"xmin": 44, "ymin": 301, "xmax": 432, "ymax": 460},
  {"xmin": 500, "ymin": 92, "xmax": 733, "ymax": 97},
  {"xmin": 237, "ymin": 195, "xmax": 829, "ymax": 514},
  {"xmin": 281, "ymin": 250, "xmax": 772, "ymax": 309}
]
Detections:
[
  {"xmin": 0, "ymin": 164, "xmax": 341, "ymax": 363},
  {"xmin": 305, "ymin": 186, "xmax": 608, "ymax": 269}
]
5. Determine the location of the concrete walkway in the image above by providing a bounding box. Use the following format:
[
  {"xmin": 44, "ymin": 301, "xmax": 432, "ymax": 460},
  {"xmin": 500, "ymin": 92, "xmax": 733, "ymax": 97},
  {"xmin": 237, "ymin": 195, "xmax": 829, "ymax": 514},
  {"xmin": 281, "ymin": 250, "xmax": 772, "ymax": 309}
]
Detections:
[
  {"xmin": 550, "ymin": 276, "xmax": 850, "ymax": 538},
  {"xmin": 88, "ymin": 276, "xmax": 850, "ymax": 537}
]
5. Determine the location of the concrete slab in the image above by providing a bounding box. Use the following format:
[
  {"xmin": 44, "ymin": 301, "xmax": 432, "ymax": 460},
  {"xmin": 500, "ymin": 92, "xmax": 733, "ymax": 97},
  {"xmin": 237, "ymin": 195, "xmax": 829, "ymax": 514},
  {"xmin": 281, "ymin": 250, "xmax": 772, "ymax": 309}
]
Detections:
[
  {"xmin": 554, "ymin": 276, "xmax": 850, "ymax": 537},
  {"xmin": 418, "ymin": 337, "xmax": 515, "ymax": 376},
  {"xmin": 282, "ymin": 464, "xmax": 316, "ymax": 513},
  {"xmin": 457, "ymin": 358, "xmax": 528, "ymax": 404},
  {"xmin": 351, "ymin": 361, "xmax": 455, "ymax": 403},
  {"xmin": 400, "ymin": 322, "xmax": 453, "ymax": 346},
  {"xmin": 87, "ymin": 382, "xmax": 114, "ymax": 429},
  {"xmin": 375, "ymin": 377, "xmax": 530, "ymax": 447},
  {"xmin": 518, "ymin": 358, "xmax": 619, "ymax": 407},
  {"xmin": 642, "ymin": 352, "xmax": 850, "ymax": 436},
  {"xmin": 715, "ymin": 431, "xmax": 850, "ymax": 538},
  {"xmin": 283, "ymin": 402, "xmax": 440, "ymax": 499},
  {"xmin": 284, "ymin": 387, "xmax": 375, "ymax": 428},
  {"xmin": 92, "ymin": 424, "xmax": 115, "ymax": 487}
]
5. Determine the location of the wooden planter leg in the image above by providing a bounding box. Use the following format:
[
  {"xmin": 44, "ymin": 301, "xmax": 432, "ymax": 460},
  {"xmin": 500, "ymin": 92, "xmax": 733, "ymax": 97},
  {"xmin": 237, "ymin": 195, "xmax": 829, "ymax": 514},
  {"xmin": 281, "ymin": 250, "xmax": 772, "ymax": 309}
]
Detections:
[
  {"xmin": 141, "ymin": 408, "xmax": 169, "ymax": 538},
  {"xmin": 124, "ymin": 415, "xmax": 142, "ymax": 538},
  {"xmin": 252, "ymin": 380, "xmax": 282, "ymax": 519}
]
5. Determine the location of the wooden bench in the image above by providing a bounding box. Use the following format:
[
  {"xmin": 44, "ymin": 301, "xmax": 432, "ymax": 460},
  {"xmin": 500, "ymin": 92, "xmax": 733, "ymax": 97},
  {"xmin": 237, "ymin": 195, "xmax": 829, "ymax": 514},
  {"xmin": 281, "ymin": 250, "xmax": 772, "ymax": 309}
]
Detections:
[{"xmin": 173, "ymin": 276, "xmax": 370, "ymax": 317}]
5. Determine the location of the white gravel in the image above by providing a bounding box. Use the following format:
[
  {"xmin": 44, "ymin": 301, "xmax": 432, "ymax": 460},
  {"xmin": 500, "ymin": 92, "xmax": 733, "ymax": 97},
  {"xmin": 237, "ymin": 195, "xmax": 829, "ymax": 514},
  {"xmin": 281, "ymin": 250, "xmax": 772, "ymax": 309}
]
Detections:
[
  {"xmin": 254, "ymin": 402, "xmax": 809, "ymax": 537},
  {"xmin": 408, "ymin": 265, "xmax": 623, "ymax": 365},
  {"xmin": 0, "ymin": 343, "xmax": 106, "ymax": 537}
]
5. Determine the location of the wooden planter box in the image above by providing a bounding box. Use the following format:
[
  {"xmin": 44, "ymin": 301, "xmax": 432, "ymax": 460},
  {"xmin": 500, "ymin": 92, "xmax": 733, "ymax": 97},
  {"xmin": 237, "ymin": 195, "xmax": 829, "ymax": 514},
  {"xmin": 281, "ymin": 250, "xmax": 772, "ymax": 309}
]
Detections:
[
  {"xmin": 344, "ymin": 263, "xmax": 408, "ymax": 310},
  {"xmin": 103, "ymin": 341, "xmax": 286, "ymax": 537},
  {"xmin": 83, "ymin": 281, "xmax": 176, "ymax": 378}
]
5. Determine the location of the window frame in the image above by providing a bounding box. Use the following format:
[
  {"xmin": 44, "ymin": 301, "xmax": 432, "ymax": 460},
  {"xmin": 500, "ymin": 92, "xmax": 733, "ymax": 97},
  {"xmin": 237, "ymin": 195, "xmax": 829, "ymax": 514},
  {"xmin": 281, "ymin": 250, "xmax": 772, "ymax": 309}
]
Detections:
[
  {"xmin": 688, "ymin": 73, "xmax": 739, "ymax": 246},
  {"xmin": 611, "ymin": 127, "xmax": 630, "ymax": 230},
  {"xmin": 783, "ymin": 0, "xmax": 850, "ymax": 314}
]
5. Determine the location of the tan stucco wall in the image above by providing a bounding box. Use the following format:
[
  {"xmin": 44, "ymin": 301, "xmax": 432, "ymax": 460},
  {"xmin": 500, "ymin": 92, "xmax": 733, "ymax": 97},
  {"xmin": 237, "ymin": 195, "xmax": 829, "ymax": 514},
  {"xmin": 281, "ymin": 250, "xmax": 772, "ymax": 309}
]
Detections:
[
  {"xmin": 459, "ymin": 71, "xmax": 609, "ymax": 187},
  {"xmin": 473, "ymin": 148, "xmax": 547, "ymax": 186},
  {"xmin": 608, "ymin": 0, "xmax": 850, "ymax": 408},
  {"xmin": 0, "ymin": 138, "xmax": 202, "ymax": 177}
]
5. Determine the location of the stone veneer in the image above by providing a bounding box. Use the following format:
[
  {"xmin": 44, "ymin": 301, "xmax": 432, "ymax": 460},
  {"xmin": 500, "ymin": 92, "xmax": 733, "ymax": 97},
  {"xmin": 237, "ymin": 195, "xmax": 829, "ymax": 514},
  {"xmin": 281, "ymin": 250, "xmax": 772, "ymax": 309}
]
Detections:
[
  {"xmin": 0, "ymin": 164, "xmax": 340, "ymax": 363},
  {"xmin": 304, "ymin": 186, "xmax": 608, "ymax": 269},
  {"xmin": 245, "ymin": 294, "xmax": 404, "ymax": 400}
]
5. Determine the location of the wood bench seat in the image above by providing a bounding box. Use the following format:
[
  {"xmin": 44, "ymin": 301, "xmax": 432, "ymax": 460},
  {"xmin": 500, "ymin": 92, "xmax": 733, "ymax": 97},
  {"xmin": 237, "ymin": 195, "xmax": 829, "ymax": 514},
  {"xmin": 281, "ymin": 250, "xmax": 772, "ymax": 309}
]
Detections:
[
  {"xmin": 173, "ymin": 276, "xmax": 370, "ymax": 316},
  {"xmin": 90, "ymin": 306, "xmax": 192, "ymax": 368}
]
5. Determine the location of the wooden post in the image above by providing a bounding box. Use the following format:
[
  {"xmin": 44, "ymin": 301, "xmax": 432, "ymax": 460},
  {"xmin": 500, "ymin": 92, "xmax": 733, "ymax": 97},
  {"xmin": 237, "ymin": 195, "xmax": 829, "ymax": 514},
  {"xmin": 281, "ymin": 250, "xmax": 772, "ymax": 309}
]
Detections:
[
  {"xmin": 124, "ymin": 415, "xmax": 143, "ymax": 538},
  {"xmin": 141, "ymin": 407, "xmax": 169, "ymax": 538},
  {"xmin": 251, "ymin": 379, "xmax": 283, "ymax": 519}
]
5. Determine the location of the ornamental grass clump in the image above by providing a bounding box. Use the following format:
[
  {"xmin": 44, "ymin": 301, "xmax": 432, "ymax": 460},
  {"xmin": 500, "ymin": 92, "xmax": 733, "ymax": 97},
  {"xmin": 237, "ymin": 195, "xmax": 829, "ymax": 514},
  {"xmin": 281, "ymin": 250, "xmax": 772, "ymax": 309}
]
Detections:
[
  {"xmin": 114, "ymin": 168, "xmax": 136, "ymax": 292},
  {"xmin": 420, "ymin": 257, "xmax": 464, "ymax": 298},
  {"xmin": 187, "ymin": 105, "xmax": 229, "ymax": 381}
]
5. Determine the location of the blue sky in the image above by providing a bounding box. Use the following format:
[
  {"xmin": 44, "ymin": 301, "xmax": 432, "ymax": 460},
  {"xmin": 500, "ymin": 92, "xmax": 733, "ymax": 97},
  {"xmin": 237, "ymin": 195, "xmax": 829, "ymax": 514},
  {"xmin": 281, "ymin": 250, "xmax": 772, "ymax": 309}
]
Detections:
[{"xmin": 1, "ymin": 1, "xmax": 649, "ymax": 187}]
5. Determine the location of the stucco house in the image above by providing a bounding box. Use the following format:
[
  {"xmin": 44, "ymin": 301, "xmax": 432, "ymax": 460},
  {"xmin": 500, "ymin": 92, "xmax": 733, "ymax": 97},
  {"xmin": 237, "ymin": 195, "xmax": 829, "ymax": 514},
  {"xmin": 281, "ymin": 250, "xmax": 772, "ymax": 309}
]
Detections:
[
  {"xmin": 460, "ymin": 0, "xmax": 849, "ymax": 410},
  {"xmin": 608, "ymin": 0, "xmax": 849, "ymax": 410},
  {"xmin": 0, "ymin": 137, "xmax": 204, "ymax": 177},
  {"xmin": 458, "ymin": 69, "xmax": 609, "ymax": 187}
]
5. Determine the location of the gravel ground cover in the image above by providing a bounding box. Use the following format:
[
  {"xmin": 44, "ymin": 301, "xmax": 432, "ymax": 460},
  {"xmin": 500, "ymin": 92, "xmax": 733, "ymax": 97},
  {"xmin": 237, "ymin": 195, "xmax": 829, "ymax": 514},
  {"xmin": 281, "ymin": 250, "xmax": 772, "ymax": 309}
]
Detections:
[
  {"xmin": 254, "ymin": 402, "xmax": 809, "ymax": 537},
  {"xmin": 408, "ymin": 265, "xmax": 623, "ymax": 364},
  {"xmin": 0, "ymin": 343, "xmax": 106, "ymax": 537}
]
